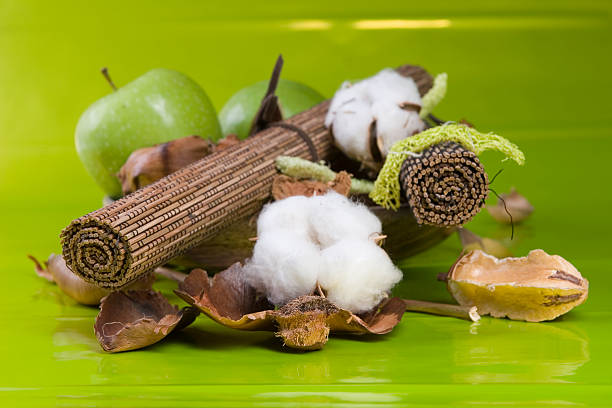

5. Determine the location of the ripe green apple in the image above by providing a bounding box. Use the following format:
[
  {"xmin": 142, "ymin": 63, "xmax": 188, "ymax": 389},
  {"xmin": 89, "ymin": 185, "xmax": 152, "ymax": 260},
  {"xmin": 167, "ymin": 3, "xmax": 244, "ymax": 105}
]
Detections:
[
  {"xmin": 75, "ymin": 68, "xmax": 222, "ymax": 198},
  {"xmin": 219, "ymin": 79, "xmax": 325, "ymax": 139}
]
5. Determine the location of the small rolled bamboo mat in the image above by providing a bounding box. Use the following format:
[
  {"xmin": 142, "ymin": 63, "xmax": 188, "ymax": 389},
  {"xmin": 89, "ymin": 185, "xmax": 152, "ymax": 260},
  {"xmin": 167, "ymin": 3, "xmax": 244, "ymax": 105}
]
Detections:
[
  {"xmin": 399, "ymin": 141, "xmax": 489, "ymax": 226},
  {"xmin": 61, "ymin": 65, "xmax": 434, "ymax": 288}
]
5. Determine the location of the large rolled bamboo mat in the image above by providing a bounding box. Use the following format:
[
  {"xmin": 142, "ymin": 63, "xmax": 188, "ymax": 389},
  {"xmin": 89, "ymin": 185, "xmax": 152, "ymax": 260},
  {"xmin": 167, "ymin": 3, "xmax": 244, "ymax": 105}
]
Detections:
[{"xmin": 61, "ymin": 65, "xmax": 434, "ymax": 288}]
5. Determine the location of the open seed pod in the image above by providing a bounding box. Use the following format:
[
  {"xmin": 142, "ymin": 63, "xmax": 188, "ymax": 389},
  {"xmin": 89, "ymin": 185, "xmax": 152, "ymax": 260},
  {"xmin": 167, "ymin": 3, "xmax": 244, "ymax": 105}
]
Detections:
[
  {"xmin": 458, "ymin": 228, "xmax": 512, "ymax": 259},
  {"xmin": 174, "ymin": 265, "xmax": 406, "ymax": 351},
  {"xmin": 29, "ymin": 254, "xmax": 153, "ymax": 305},
  {"xmin": 95, "ymin": 290, "xmax": 199, "ymax": 352},
  {"xmin": 447, "ymin": 249, "xmax": 588, "ymax": 322},
  {"xmin": 487, "ymin": 188, "xmax": 534, "ymax": 224}
]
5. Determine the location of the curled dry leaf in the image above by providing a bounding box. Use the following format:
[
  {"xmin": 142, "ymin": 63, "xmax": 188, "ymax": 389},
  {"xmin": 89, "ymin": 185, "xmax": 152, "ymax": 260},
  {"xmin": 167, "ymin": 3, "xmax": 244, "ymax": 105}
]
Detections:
[
  {"xmin": 487, "ymin": 188, "xmax": 534, "ymax": 224},
  {"xmin": 271, "ymin": 171, "xmax": 352, "ymax": 201},
  {"xmin": 94, "ymin": 290, "xmax": 199, "ymax": 352},
  {"xmin": 447, "ymin": 249, "xmax": 588, "ymax": 322},
  {"xmin": 29, "ymin": 254, "xmax": 154, "ymax": 305},
  {"xmin": 458, "ymin": 228, "xmax": 512, "ymax": 259},
  {"xmin": 118, "ymin": 135, "xmax": 212, "ymax": 195},
  {"xmin": 174, "ymin": 264, "xmax": 406, "ymax": 350}
]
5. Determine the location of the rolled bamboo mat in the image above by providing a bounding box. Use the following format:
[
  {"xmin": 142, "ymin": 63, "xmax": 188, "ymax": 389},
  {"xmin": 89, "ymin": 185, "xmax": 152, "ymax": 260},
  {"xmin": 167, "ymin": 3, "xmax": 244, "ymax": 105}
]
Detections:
[
  {"xmin": 399, "ymin": 141, "xmax": 489, "ymax": 226},
  {"xmin": 61, "ymin": 65, "xmax": 435, "ymax": 288}
]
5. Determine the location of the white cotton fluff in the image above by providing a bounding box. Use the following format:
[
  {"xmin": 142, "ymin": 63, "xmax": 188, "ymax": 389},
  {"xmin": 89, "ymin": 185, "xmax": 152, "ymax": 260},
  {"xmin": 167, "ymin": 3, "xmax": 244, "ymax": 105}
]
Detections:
[
  {"xmin": 325, "ymin": 69, "xmax": 426, "ymax": 167},
  {"xmin": 308, "ymin": 191, "xmax": 381, "ymax": 248},
  {"xmin": 243, "ymin": 192, "xmax": 402, "ymax": 313},
  {"xmin": 319, "ymin": 239, "xmax": 403, "ymax": 313}
]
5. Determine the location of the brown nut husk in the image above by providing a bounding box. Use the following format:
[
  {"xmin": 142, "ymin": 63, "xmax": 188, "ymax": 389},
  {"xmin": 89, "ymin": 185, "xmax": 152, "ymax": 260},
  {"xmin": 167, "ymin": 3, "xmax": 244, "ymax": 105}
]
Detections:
[
  {"xmin": 271, "ymin": 171, "xmax": 352, "ymax": 201},
  {"xmin": 487, "ymin": 188, "xmax": 534, "ymax": 224},
  {"xmin": 174, "ymin": 265, "xmax": 406, "ymax": 351},
  {"xmin": 117, "ymin": 135, "xmax": 213, "ymax": 195},
  {"xmin": 94, "ymin": 290, "xmax": 199, "ymax": 352},
  {"xmin": 447, "ymin": 249, "xmax": 588, "ymax": 322},
  {"xmin": 458, "ymin": 228, "xmax": 512, "ymax": 259},
  {"xmin": 29, "ymin": 254, "xmax": 153, "ymax": 305}
]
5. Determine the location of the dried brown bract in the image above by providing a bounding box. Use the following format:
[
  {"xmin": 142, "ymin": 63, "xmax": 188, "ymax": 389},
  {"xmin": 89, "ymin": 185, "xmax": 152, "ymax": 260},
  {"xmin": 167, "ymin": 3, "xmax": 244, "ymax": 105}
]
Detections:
[
  {"xmin": 118, "ymin": 135, "xmax": 213, "ymax": 195},
  {"xmin": 94, "ymin": 290, "xmax": 199, "ymax": 352},
  {"xmin": 213, "ymin": 134, "xmax": 241, "ymax": 152},
  {"xmin": 458, "ymin": 228, "xmax": 512, "ymax": 259},
  {"xmin": 29, "ymin": 254, "xmax": 153, "ymax": 305},
  {"xmin": 447, "ymin": 249, "xmax": 588, "ymax": 322},
  {"xmin": 175, "ymin": 265, "xmax": 405, "ymax": 350},
  {"xmin": 487, "ymin": 188, "xmax": 534, "ymax": 224},
  {"xmin": 271, "ymin": 171, "xmax": 351, "ymax": 201}
]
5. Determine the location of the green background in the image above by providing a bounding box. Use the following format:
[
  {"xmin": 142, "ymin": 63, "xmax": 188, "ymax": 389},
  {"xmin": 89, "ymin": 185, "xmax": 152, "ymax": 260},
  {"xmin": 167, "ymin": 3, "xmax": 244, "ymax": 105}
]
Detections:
[{"xmin": 1, "ymin": 0, "xmax": 611, "ymax": 406}]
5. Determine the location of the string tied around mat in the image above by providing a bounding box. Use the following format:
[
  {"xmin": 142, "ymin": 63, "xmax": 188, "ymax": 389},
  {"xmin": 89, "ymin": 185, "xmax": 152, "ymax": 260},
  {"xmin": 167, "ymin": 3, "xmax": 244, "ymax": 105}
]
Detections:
[{"xmin": 371, "ymin": 123, "xmax": 526, "ymax": 211}]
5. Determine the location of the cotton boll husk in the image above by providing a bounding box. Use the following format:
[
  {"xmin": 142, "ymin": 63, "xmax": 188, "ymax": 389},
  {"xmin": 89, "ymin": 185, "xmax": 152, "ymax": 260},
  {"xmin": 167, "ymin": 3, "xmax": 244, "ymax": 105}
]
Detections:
[
  {"xmin": 371, "ymin": 101, "xmax": 426, "ymax": 156},
  {"xmin": 256, "ymin": 195, "xmax": 312, "ymax": 240},
  {"xmin": 319, "ymin": 239, "xmax": 403, "ymax": 313},
  {"xmin": 309, "ymin": 192, "xmax": 382, "ymax": 248},
  {"xmin": 244, "ymin": 230, "xmax": 320, "ymax": 306},
  {"xmin": 329, "ymin": 98, "xmax": 374, "ymax": 163},
  {"xmin": 365, "ymin": 69, "xmax": 422, "ymax": 107}
]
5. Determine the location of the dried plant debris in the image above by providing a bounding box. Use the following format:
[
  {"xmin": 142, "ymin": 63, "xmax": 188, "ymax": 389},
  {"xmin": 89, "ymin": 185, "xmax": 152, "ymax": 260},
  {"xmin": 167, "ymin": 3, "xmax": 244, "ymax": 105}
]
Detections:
[
  {"xmin": 118, "ymin": 135, "xmax": 213, "ymax": 195},
  {"xmin": 487, "ymin": 188, "xmax": 534, "ymax": 224},
  {"xmin": 175, "ymin": 265, "xmax": 405, "ymax": 351},
  {"xmin": 271, "ymin": 171, "xmax": 351, "ymax": 200},
  {"xmin": 458, "ymin": 228, "xmax": 512, "ymax": 259},
  {"xmin": 117, "ymin": 134, "xmax": 241, "ymax": 195},
  {"xmin": 447, "ymin": 250, "xmax": 588, "ymax": 322},
  {"xmin": 95, "ymin": 290, "xmax": 199, "ymax": 352},
  {"xmin": 29, "ymin": 254, "xmax": 153, "ymax": 305}
]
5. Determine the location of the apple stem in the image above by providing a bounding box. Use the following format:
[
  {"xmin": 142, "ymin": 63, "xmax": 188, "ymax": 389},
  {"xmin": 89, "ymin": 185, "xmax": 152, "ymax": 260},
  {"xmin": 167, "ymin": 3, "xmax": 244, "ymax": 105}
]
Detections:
[{"xmin": 100, "ymin": 67, "xmax": 117, "ymax": 91}]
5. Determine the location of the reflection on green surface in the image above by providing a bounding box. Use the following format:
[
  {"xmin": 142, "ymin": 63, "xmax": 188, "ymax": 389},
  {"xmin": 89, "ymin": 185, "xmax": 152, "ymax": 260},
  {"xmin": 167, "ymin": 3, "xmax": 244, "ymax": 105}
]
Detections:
[{"xmin": 1, "ymin": 0, "xmax": 612, "ymax": 406}]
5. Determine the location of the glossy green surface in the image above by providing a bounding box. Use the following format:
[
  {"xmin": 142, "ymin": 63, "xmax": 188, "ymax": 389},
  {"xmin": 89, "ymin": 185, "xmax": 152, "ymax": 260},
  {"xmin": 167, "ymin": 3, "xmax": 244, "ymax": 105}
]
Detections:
[
  {"xmin": 1, "ymin": 1, "xmax": 611, "ymax": 406},
  {"xmin": 219, "ymin": 78, "xmax": 325, "ymax": 139}
]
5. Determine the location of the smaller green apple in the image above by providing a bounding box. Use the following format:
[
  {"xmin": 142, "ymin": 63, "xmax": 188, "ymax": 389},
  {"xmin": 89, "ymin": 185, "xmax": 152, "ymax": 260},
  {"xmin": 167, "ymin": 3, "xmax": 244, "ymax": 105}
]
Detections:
[
  {"xmin": 219, "ymin": 79, "xmax": 325, "ymax": 139},
  {"xmin": 76, "ymin": 68, "xmax": 222, "ymax": 198}
]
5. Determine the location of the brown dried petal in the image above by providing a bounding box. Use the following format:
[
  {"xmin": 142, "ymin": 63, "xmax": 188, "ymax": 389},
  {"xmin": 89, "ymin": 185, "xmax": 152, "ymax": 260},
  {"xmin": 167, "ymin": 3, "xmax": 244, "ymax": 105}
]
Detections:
[
  {"xmin": 458, "ymin": 228, "xmax": 513, "ymax": 259},
  {"xmin": 29, "ymin": 254, "xmax": 154, "ymax": 305},
  {"xmin": 118, "ymin": 135, "xmax": 213, "ymax": 195},
  {"xmin": 94, "ymin": 290, "xmax": 198, "ymax": 352},
  {"xmin": 175, "ymin": 267, "xmax": 405, "ymax": 351},
  {"xmin": 213, "ymin": 134, "xmax": 241, "ymax": 152},
  {"xmin": 448, "ymin": 249, "xmax": 588, "ymax": 322},
  {"xmin": 271, "ymin": 171, "xmax": 352, "ymax": 201},
  {"xmin": 487, "ymin": 188, "xmax": 534, "ymax": 224}
]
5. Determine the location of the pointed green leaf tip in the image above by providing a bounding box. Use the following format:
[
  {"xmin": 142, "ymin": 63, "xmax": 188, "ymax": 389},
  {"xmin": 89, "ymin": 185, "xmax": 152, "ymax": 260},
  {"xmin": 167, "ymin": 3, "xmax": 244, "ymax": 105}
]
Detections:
[{"xmin": 369, "ymin": 123, "xmax": 526, "ymax": 210}]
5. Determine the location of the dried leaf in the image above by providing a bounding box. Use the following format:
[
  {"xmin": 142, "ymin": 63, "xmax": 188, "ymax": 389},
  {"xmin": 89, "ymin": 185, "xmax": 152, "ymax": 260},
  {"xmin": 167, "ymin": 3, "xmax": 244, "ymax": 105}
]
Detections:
[
  {"xmin": 29, "ymin": 254, "xmax": 154, "ymax": 305},
  {"xmin": 213, "ymin": 134, "xmax": 241, "ymax": 152},
  {"xmin": 487, "ymin": 188, "xmax": 534, "ymax": 224},
  {"xmin": 458, "ymin": 228, "xmax": 512, "ymax": 258},
  {"xmin": 447, "ymin": 249, "xmax": 588, "ymax": 322},
  {"xmin": 94, "ymin": 290, "xmax": 199, "ymax": 352},
  {"xmin": 271, "ymin": 171, "xmax": 352, "ymax": 201},
  {"xmin": 175, "ymin": 265, "xmax": 405, "ymax": 350},
  {"xmin": 118, "ymin": 135, "xmax": 213, "ymax": 195}
]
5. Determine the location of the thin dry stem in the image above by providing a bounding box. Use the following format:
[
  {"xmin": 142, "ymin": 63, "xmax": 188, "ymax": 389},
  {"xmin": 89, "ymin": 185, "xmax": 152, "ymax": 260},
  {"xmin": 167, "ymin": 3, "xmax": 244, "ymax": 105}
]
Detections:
[{"xmin": 403, "ymin": 299, "xmax": 480, "ymax": 322}]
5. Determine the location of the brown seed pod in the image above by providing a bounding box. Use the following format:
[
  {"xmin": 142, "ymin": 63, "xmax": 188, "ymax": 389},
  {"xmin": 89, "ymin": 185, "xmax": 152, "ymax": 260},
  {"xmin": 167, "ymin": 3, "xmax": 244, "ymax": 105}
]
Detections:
[
  {"xmin": 458, "ymin": 228, "xmax": 512, "ymax": 259},
  {"xmin": 487, "ymin": 188, "xmax": 534, "ymax": 224},
  {"xmin": 447, "ymin": 249, "xmax": 588, "ymax": 322},
  {"xmin": 29, "ymin": 254, "xmax": 153, "ymax": 305},
  {"xmin": 117, "ymin": 135, "xmax": 213, "ymax": 195},
  {"xmin": 94, "ymin": 290, "xmax": 199, "ymax": 352},
  {"xmin": 174, "ymin": 265, "xmax": 406, "ymax": 351}
]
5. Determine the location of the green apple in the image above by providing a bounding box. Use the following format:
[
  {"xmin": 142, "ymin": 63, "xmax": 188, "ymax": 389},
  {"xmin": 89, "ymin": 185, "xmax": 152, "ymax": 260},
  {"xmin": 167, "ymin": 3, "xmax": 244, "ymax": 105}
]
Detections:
[
  {"xmin": 219, "ymin": 79, "xmax": 325, "ymax": 139},
  {"xmin": 75, "ymin": 68, "xmax": 222, "ymax": 198}
]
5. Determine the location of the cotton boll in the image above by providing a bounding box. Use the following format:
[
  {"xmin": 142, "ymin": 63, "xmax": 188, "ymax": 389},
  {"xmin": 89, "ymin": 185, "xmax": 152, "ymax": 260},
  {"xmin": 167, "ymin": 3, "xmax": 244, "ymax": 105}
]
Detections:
[
  {"xmin": 325, "ymin": 81, "xmax": 364, "ymax": 127},
  {"xmin": 309, "ymin": 192, "xmax": 381, "ymax": 248},
  {"xmin": 371, "ymin": 101, "xmax": 426, "ymax": 156},
  {"xmin": 244, "ymin": 231, "xmax": 320, "ymax": 306},
  {"xmin": 256, "ymin": 195, "xmax": 312, "ymax": 240},
  {"xmin": 319, "ymin": 239, "xmax": 403, "ymax": 313},
  {"xmin": 365, "ymin": 69, "xmax": 422, "ymax": 107},
  {"xmin": 329, "ymin": 98, "xmax": 374, "ymax": 163}
]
